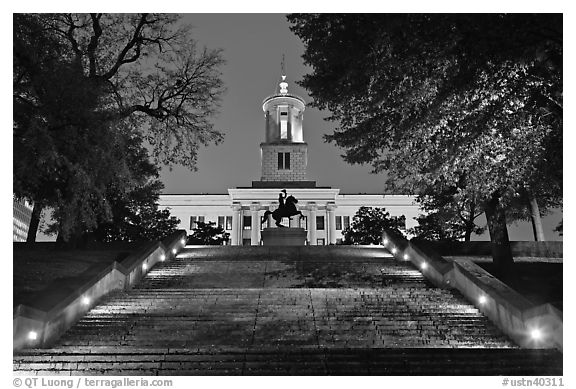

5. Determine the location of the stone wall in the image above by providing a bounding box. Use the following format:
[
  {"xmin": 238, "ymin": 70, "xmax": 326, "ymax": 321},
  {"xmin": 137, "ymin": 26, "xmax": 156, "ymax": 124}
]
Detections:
[
  {"xmin": 418, "ymin": 240, "xmax": 563, "ymax": 258},
  {"xmin": 382, "ymin": 229, "xmax": 563, "ymax": 351},
  {"xmin": 13, "ymin": 230, "xmax": 187, "ymax": 351},
  {"xmin": 261, "ymin": 143, "xmax": 307, "ymax": 181}
]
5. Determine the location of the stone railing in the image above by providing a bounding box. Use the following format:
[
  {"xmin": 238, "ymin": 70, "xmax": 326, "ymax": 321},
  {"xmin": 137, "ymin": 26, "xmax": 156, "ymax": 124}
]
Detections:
[
  {"xmin": 13, "ymin": 230, "xmax": 187, "ymax": 351},
  {"xmin": 382, "ymin": 229, "xmax": 563, "ymax": 351}
]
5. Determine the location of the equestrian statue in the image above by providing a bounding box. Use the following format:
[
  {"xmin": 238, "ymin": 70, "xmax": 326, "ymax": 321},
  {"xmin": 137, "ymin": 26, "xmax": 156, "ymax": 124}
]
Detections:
[{"xmin": 261, "ymin": 189, "xmax": 305, "ymax": 228}]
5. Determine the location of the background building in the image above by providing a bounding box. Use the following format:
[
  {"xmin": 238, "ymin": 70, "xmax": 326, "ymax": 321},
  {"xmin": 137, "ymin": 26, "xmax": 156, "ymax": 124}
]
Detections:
[
  {"xmin": 13, "ymin": 198, "xmax": 33, "ymax": 242},
  {"xmin": 158, "ymin": 75, "xmax": 419, "ymax": 245}
]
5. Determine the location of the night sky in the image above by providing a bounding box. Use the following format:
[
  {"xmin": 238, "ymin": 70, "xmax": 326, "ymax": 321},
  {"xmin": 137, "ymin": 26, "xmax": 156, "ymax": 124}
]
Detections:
[{"xmin": 159, "ymin": 14, "xmax": 563, "ymax": 241}]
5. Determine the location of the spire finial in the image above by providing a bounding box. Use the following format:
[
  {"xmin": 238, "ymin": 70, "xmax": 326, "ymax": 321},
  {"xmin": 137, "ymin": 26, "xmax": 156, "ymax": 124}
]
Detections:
[{"xmin": 279, "ymin": 54, "xmax": 288, "ymax": 94}]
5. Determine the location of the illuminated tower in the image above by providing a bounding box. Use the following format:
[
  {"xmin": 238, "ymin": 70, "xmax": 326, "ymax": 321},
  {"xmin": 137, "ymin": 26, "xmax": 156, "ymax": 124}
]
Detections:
[{"xmin": 255, "ymin": 74, "xmax": 315, "ymax": 188}]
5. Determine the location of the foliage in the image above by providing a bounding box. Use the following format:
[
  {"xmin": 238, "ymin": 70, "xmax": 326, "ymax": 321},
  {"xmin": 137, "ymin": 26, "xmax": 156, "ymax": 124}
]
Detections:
[
  {"xmin": 342, "ymin": 207, "xmax": 405, "ymax": 245},
  {"xmin": 14, "ymin": 13, "xmax": 225, "ymax": 241},
  {"xmin": 187, "ymin": 221, "xmax": 230, "ymax": 245},
  {"xmin": 288, "ymin": 14, "xmax": 562, "ymax": 271},
  {"xmin": 554, "ymin": 220, "xmax": 563, "ymax": 237},
  {"xmin": 410, "ymin": 188, "xmax": 485, "ymax": 242},
  {"xmin": 93, "ymin": 160, "xmax": 181, "ymax": 242}
]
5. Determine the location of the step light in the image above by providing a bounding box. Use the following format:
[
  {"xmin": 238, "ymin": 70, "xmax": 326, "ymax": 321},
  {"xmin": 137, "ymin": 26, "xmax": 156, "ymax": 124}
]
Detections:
[
  {"xmin": 142, "ymin": 263, "xmax": 148, "ymax": 271},
  {"xmin": 160, "ymin": 254, "xmax": 166, "ymax": 262},
  {"xmin": 180, "ymin": 238, "xmax": 186, "ymax": 246},
  {"xmin": 28, "ymin": 331, "xmax": 38, "ymax": 341},
  {"xmin": 420, "ymin": 262, "xmax": 428, "ymax": 270},
  {"xmin": 391, "ymin": 247, "xmax": 397, "ymax": 254},
  {"xmin": 81, "ymin": 296, "xmax": 90, "ymax": 306},
  {"xmin": 403, "ymin": 253, "xmax": 409, "ymax": 261},
  {"xmin": 172, "ymin": 248, "xmax": 177, "ymax": 255},
  {"xmin": 530, "ymin": 328, "xmax": 543, "ymax": 341},
  {"xmin": 383, "ymin": 238, "xmax": 389, "ymax": 245},
  {"xmin": 478, "ymin": 295, "xmax": 487, "ymax": 305}
]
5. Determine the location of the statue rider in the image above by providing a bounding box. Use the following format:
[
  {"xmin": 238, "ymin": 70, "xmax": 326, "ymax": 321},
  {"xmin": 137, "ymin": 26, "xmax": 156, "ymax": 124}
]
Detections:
[{"xmin": 278, "ymin": 189, "xmax": 287, "ymax": 211}]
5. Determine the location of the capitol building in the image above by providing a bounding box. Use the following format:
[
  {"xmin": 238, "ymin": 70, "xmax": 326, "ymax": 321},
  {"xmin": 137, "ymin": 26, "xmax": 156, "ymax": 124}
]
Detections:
[{"xmin": 158, "ymin": 75, "xmax": 420, "ymax": 245}]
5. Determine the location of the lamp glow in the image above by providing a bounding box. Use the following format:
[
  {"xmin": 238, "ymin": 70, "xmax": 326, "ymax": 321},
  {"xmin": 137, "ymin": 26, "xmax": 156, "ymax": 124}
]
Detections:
[
  {"xmin": 172, "ymin": 248, "xmax": 177, "ymax": 255},
  {"xmin": 530, "ymin": 329, "xmax": 542, "ymax": 341},
  {"xmin": 421, "ymin": 262, "xmax": 428, "ymax": 270},
  {"xmin": 383, "ymin": 239, "xmax": 389, "ymax": 245},
  {"xmin": 142, "ymin": 263, "xmax": 148, "ymax": 270},
  {"xmin": 82, "ymin": 296, "xmax": 90, "ymax": 306},
  {"xmin": 180, "ymin": 238, "xmax": 186, "ymax": 245},
  {"xmin": 479, "ymin": 295, "xmax": 487, "ymax": 305},
  {"xmin": 403, "ymin": 254, "xmax": 409, "ymax": 260},
  {"xmin": 28, "ymin": 331, "xmax": 38, "ymax": 341},
  {"xmin": 160, "ymin": 254, "xmax": 166, "ymax": 262},
  {"xmin": 391, "ymin": 248, "xmax": 398, "ymax": 254}
]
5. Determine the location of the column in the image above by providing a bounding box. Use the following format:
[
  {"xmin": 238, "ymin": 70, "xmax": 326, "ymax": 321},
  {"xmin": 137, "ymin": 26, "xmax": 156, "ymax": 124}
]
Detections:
[
  {"xmin": 308, "ymin": 203, "xmax": 317, "ymax": 245},
  {"xmin": 327, "ymin": 204, "xmax": 337, "ymax": 245},
  {"xmin": 250, "ymin": 203, "xmax": 261, "ymax": 245},
  {"xmin": 231, "ymin": 204, "xmax": 242, "ymax": 246}
]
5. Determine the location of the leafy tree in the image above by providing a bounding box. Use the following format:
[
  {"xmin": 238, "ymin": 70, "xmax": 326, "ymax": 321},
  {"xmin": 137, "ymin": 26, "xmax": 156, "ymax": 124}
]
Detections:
[
  {"xmin": 410, "ymin": 187, "xmax": 485, "ymax": 242},
  {"xmin": 92, "ymin": 150, "xmax": 181, "ymax": 242},
  {"xmin": 342, "ymin": 206, "xmax": 406, "ymax": 245},
  {"xmin": 288, "ymin": 14, "xmax": 562, "ymax": 275},
  {"xmin": 554, "ymin": 220, "xmax": 563, "ymax": 237},
  {"xmin": 14, "ymin": 13, "xmax": 225, "ymax": 242},
  {"xmin": 187, "ymin": 221, "xmax": 230, "ymax": 245}
]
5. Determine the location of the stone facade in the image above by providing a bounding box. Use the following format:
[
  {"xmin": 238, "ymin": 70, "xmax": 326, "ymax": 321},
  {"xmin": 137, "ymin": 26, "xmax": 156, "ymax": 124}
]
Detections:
[{"xmin": 261, "ymin": 143, "xmax": 308, "ymax": 181}]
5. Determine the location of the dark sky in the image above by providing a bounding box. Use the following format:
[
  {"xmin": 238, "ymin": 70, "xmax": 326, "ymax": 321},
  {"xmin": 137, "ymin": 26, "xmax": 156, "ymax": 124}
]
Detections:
[
  {"xmin": 156, "ymin": 14, "xmax": 562, "ymax": 241},
  {"xmin": 160, "ymin": 14, "xmax": 388, "ymax": 195}
]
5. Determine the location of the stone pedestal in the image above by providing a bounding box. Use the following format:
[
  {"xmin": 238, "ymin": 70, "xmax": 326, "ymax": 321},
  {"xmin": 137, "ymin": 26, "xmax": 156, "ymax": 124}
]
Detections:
[{"xmin": 261, "ymin": 227, "xmax": 307, "ymax": 246}]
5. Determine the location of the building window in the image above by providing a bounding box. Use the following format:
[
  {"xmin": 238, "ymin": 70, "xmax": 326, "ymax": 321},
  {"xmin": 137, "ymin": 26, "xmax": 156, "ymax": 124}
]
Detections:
[
  {"xmin": 316, "ymin": 215, "xmax": 325, "ymax": 230},
  {"xmin": 280, "ymin": 109, "xmax": 289, "ymax": 139},
  {"xmin": 300, "ymin": 215, "xmax": 307, "ymax": 229},
  {"xmin": 335, "ymin": 216, "xmax": 342, "ymax": 230},
  {"xmin": 278, "ymin": 152, "xmax": 290, "ymax": 170},
  {"xmin": 317, "ymin": 238, "xmax": 325, "ymax": 246},
  {"xmin": 391, "ymin": 215, "xmax": 407, "ymax": 231},
  {"xmin": 218, "ymin": 216, "xmax": 225, "ymax": 229},
  {"xmin": 243, "ymin": 215, "xmax": 252, "ymax": 230},
  {"xmin": 190, "ymin": 216, "xmax": 204, "ymax": 229},
  {"xmin": 226, "ymin": 216, "xmax": 232, "ymax": 230},
  {"xmin": 343, "ymin": 216, "xmax": 350, "ymax": 230},
  {"xmin": 243, "ymin": 239, "xmax": 251, "ymax": 246}
]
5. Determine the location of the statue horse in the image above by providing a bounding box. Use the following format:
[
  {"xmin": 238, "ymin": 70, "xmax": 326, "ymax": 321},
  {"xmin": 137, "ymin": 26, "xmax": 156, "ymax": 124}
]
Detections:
[{"xmin": 261, "ymin": 195, "xmax": 304, "ymax": 227}]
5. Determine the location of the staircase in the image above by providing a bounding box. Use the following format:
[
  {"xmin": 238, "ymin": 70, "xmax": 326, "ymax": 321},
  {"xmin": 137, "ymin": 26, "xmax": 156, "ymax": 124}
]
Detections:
[{"xmin": 13, "ymin": 246, "xmax": 562, "ymax": 375}]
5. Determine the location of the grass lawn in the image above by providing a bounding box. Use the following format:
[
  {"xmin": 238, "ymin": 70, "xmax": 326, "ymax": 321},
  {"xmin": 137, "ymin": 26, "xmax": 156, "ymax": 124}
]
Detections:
[
  {"xmin": 13, "ymin": 242, "xmax": 140, "ymax": 308},
  {"xmin": 445, "ymin": 256, "xmax": 563, "ymax": 311}
]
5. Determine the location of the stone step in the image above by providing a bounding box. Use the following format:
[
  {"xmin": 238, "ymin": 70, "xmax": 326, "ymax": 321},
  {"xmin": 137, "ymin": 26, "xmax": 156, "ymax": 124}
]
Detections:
[
  {"xmin": 14, "ymin": 247, "xmax": 562, "ymax": 375},
  {"xmin": 14, "ymin": 348, "xmax": 562, "ymax": 376}
]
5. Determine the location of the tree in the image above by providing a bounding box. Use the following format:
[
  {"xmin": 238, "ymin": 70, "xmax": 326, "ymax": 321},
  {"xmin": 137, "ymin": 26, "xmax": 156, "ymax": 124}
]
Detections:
[
  {"xmin": 187, "ymin": 221, "xmax": 229, "ymax": 245},
  {"xmin": 14, "ymin": 13, "xmax": 225, "ymax": 242},
  {"xmin": 410, "ymin": 184, "xmax": 485, "ymax": 242},
  {"xmin": 554, "ymin": 220, "xmax": 563, "ymax": 237},
  {"xmin": 92, "ymin": 148, "xmax": 181, "ymax": 242},
  {"xmin": 411, "ymin": 195, "xmax": 485, "ymax": 242},
  {"xmin": 342, "ymin": 207, "xmax": 406, "ymax": 245},
  {"xmin": 288, "ymin": 14, "xmax": 562, "ymax": 275}
]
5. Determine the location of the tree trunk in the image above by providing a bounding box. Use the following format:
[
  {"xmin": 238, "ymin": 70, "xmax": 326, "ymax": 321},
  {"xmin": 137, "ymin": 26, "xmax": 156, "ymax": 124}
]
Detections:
[
  {"xmin": 528, "ymin": 196, "xmax": 546, "ymax": 241},
  {"xmin": 26, "ymin": 202, "xmax": 43, "ymax": 243},
  {"xmin": 484, "ymin": 193, "xmax": 514, "ymax": 277}
]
